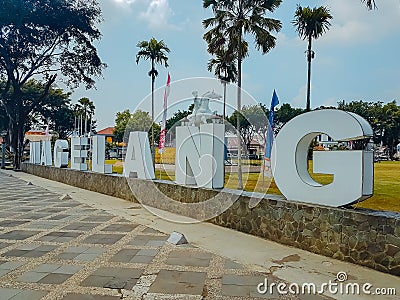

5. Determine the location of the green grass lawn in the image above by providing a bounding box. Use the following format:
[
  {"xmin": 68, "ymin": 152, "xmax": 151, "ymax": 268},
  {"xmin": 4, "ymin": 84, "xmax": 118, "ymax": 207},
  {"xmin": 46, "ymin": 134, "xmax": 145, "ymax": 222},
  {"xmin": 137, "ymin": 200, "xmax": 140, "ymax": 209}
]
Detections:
[{"xmin": 107, "ymin": 159, "xmax": 400, "ymax": 213}]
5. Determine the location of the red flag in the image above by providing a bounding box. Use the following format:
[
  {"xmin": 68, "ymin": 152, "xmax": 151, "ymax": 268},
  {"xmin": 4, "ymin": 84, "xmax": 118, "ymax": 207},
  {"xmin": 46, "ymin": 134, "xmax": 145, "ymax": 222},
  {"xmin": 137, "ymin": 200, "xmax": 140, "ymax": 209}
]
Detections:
[{"xmin": 158, "ymin": 73, "xmax": 170, "ymax": 153}]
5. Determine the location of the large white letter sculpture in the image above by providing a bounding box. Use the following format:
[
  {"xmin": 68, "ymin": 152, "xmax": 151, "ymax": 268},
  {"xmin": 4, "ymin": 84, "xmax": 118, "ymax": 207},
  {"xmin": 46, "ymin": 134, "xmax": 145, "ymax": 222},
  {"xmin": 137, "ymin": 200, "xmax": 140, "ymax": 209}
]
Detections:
[
  {"xmin": 40, "ymin": 140, "xmax": 52, "ymax": 166},
  {"xmin": 71, "ymin": 137, "xmax": 89, "ymax": 171},
  {"xmin": 271, "ymin": 109, "xmax": 373, "ymax": 207},
  {"xmin": 92, "ymin": 135, "xmax": 112, "ymax": 174},
  {"xmin": 124, "ymin": 132, "xmax": 155, "ymax": 179},
  {"xmin": 175, "ymin": 123, "xmax": 225, "ymax": 188},
  {"xmin": 53, "ymin": 140, "xmax": 69, "ymax": 168},
  {"xmin": 29, "ymin": 142, "xmax": 41, "ymax": 164}
]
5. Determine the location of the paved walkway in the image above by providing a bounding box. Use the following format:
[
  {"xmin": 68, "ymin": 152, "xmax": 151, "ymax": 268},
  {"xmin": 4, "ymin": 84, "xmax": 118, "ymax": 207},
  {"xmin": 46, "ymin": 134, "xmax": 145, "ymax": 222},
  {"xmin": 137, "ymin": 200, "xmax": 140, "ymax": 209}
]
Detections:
[{"xmin": 0, "ymin": 171, "xmax": 398, "ymax": 300}]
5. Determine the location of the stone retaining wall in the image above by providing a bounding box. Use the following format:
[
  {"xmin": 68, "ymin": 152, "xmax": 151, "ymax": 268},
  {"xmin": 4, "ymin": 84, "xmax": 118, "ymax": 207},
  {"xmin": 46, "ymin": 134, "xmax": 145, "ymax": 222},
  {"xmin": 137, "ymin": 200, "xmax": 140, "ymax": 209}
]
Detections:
[{"xmin": 21, "ymin": 163, "xmax": 400, "ymax": 276}]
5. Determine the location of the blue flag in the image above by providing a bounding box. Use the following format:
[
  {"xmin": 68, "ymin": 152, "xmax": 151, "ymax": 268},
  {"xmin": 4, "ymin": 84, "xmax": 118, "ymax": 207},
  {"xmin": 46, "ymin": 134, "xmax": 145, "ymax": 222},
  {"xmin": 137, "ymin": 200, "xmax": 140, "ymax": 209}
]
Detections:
[{"xmin": 264, "ymin": 90, "xmax": 279, "ymax": 176}]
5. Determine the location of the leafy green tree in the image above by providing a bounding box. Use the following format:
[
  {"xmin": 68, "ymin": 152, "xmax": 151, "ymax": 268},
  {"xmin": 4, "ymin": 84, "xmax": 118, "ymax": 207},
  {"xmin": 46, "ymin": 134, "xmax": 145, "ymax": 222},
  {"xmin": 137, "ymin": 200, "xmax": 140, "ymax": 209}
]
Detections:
[
  {"xmin": 274, "ymin": 103, "xmax": 305, "ymax": 132},
  {"xmin": 227, "ymin": 104, "xmax": 269, "ymax": 154},
  {"xmin": 136, "ymin": 38, "xmax": 170, "ymax": 161},
  {"xmin": 27, "ymin": 81, "xmax": 75, "ymax": 139},
  {"xmin": 338, "ymin": 100, "xmax": 400, "ymax": 156},
  {"xmin": 292, "ymin": 5, "xmax": 332, "ymax": 112},
  {"xmin": 203, "ymin": 0, "xmax": 282, "ymax": 189},
  {"xmin": 114, "ymin": 110, "xmax": 132, "ymax": 143},
  {"xmin": 114, "ymin": 109, "xmax": 160, "ymax": 145},
  {"xmin": 207, "ymin": 47, "xmax": 237, "ymax": 120},
  {"xmin": 0, "ymin": 0, "xmax": 105, "ymax": 169}
]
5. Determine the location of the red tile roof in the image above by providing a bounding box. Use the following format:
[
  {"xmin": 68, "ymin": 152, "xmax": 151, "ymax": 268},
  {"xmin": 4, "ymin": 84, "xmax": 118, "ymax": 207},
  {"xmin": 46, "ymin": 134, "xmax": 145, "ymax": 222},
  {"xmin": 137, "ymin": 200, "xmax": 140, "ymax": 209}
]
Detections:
[{"xmin": 97, "ymin": 127, "xmax": 115, "ymax": 136}]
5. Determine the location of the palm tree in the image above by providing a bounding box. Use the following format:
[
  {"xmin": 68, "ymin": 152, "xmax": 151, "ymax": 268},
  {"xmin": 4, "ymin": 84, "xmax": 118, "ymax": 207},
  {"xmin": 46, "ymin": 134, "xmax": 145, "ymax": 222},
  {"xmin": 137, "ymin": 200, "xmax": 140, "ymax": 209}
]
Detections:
[
  {"xmin": 136, "ymin": 38, "xmax": 170, "ymax": 165},
  {"xmin": 74, "ymin": 97, "xmax": 95, "ymax": 136},
  {"xmin": 362, "ymin": 0, "xmax": 376, "ymax": 10},
  {"xmin": 292, "ymin": 5, "xmax": 332, "ymax": 112},
  {"xmin": 203, "ymin": 0, "xmax": 282, "ymax": 189},
  {"xmin": 207, "ymin": 47, "xmax": 238, "ymax": 122}
]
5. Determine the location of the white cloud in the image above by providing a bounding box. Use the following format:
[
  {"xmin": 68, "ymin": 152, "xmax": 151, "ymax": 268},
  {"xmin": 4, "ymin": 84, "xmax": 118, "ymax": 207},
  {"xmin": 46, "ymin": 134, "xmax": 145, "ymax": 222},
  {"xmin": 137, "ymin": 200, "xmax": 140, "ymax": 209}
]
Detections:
[
  {"xmin": 319, "ymin": 0, "xmax": 400, "ymax": 45},
  {"xmin": 109, "ymin": 0, "xmax": 176, "ymax": 30},
  {"xmin": 139, "ymin": 0, "xmax": 176, "ymax": 30}
]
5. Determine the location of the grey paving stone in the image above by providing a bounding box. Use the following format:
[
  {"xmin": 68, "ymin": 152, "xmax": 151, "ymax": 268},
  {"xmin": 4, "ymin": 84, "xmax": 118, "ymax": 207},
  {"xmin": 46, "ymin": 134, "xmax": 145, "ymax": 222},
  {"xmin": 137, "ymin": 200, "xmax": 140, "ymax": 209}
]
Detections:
[
  {"xmin": 0, "ymin": 288, "xmax": 21, "ymax": 299},
  {"xmin": 62, "ymin": 222, "xmax": 101, "ymax": 231},
  {"xmin": 10, "ymin": 290, "xmax": 47, "ymax": 300},
  {"xmin": 39, "ymin": 273, "xmax": 71, "ymax": 284},
  {"xmin": 101, "ymin": 224, "xmax": 138, "ymax": 232},
  {"xmin": 53, "ymin": 265, "xmax": 82, "ymax": 275},
  {"xmin": 17, "ymin": 271, "xmax": 49, "ymax": 283},
  {"xmin": 37, "ymin": 231, "xmax": 81, "ymax": 242},
  {"xmin": 0, "ymin": 220, "xmax": 29, "ymax": 227},
  {"xmin": 0, "ymin": 242, "xmax": 10, "ymax": 249},
  {"xmin": 18, "ymin": 213, "xmax": 50, "ymax": 220},
  {"xmin": 149, "ymin": 270, "xmax": 206, "ymax": 295},
  {"xmin": 222, "ymin": 284, "xmax": 250, "ymax": 297},
  {"xmin": 166, "ymin": 251, "xmax": 211, "ymax": 267},
  {"xmin": 81, "ymin": 216, "xmax": 114, "ymax": 223},
  {"xmin": 81, "ymin": 267, "xmax": 143, "ymax": 289},
  {"xmin": 0, "ymin": 230, "xmax": 41, "ymax": 240},
  {"xmin": 129, "ymin": 255, "xmax": 154, "ymax": 264},
  {"xmin": 129, "ymin": 235, "xmax": 167, "ymax": 247},
  {"xmin": 110, "ymin": 249, "xmax": 139, "ymax": 263},
  {"xmin": 83, "ymin": 234, "xmax": 125, "ymax": 245}
]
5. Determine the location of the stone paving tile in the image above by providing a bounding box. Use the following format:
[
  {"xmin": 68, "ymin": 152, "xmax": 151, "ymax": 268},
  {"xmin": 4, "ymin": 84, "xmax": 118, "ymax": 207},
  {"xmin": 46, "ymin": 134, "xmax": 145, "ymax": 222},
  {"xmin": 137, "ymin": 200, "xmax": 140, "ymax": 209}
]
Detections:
[
  {"xmin": 17, "ymin": 263, "xmax": 83, "ymax": 284},
  {"xmin": 57, "ymin": 246, "xmax": 106, "ymax": 262},
  {"xmin": 101, "ymin": 223, "xmax": 139, "ymax": 232},
  {"xmin": 61, "ymin": 222, "xmax": 101, "ymax": 231},
  {"xmin": 0, "ymin": 230, "xmax": 41, "ymax": 240},
  {"xmin": 148, "ymin": 269, "xmax": 207, "ymax": 295},
  {"xmin": 2, "ymin": 244, "xmax": 58, "ymax": 258},
  {"xmin": 0, "ymin": 261, "xmax": 25, "ymax": 277},
  {"xmin": 80, "ymin": 267, "xmax": 143, "ymax": 289},
  {"xmin": 0, "ymin": 288, "xmax": 47, "ymax": 300},
  {"xmin": 81, "ymin": 216, "xmax": 114, "ymax": 223},
  {"xmin": 166, "ymin": 250, "xmax": 212, "ymax": 267},
  {"xmin": 129, "ymin": 235, "xmax": 168, "ymax": 247},
  {"xmin": 0, "ymin": 220, "xmax": 30, "ymax": 227},
  {"xmin": 83, "ymin": 233, "xmax": 125, "ymax": 245},
  {"xmin": 36, "ymin": 231, "xmax": 81, "ymax": 243}
]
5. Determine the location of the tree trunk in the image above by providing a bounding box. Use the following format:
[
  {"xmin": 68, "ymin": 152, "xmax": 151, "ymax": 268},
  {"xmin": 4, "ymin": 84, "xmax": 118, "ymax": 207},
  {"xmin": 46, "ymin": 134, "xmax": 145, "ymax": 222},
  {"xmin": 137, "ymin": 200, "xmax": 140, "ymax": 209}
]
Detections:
[
  {"xmin": 237, "ymin": 34, "xmax": 243, "ymax": 190},
  {"xmin": 151, "ymin": 59, "xmax": 155, "ymax": 170},
  {"xmin": 9, "ymin": 117, "xmax": 24, "ymax": 170},
  {"xmin": 306, "ymin": 35, "xmax": 313, "ymax": 112},
  {"xmin": 223, "ymin": 81, "xmax": 227, "ymax": 123}
]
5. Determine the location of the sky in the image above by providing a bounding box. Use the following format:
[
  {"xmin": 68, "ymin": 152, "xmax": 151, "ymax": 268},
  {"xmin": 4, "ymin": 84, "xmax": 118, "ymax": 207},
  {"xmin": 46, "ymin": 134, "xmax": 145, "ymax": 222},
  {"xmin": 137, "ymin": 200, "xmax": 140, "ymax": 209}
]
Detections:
[{"xmin": 71, "ymin": 0, "xmax": 400, "ymax": 130}]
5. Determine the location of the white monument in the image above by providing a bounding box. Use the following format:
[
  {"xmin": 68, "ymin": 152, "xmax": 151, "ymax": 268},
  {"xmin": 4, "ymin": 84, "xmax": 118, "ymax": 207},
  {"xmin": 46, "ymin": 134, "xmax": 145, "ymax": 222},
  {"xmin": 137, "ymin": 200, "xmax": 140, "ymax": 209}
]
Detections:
[
  {"xmin": 124, "ymin": 131, "xmax": 155, "ymax": 179},
  {"xmin": 40, "ymin": 140, "xmax": 52, "ymax": 166},
  {"xmin": 92, "ymin": 135, "xmax": 112, "ymax": 174},
  {"xmin": 29, "ymin": 141, "xmax": 41, "ymax": 164},
  {"xmin": 271, "ymin": 109, "xmax": 373, "ymax": 207},
  {"xmin": 175, "ymin": 91, "xmax": 225, "ymax": 188},
  {"xmin": 53, "ymin": 139, "xmax": 69, "ymax": 168},
  {"xmin": 70, "ymin": 137, "xmax": 89, "ymax": 171}
]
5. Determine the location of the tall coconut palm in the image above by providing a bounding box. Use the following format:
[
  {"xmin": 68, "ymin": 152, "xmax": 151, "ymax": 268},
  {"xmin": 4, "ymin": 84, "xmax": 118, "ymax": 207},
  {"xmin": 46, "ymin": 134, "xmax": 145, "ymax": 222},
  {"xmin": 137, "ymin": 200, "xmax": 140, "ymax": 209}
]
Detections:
[
  {"xmin": 207, "ymin": 47, "xmax": 238, "ymax": 122},
  {"xmin": 203, "ymin": 0, "xmax": 282, "ymax": 189},
  {"xmin": 136, "ymin": 38, "xmax": 170, "ymax": 165},
  {"xmin": 292, "ymin": 5, "xmax": 332, "ymax": 112},
  {"xmin": 362, "ymin": 0, "xmax": 376, "ymax": 10}
]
